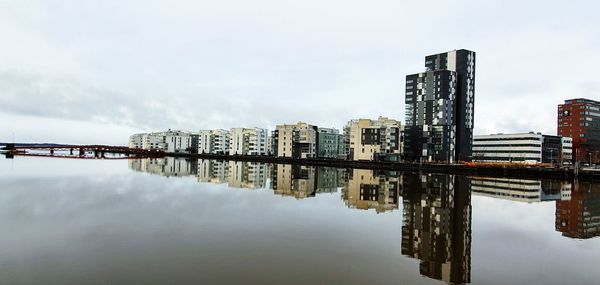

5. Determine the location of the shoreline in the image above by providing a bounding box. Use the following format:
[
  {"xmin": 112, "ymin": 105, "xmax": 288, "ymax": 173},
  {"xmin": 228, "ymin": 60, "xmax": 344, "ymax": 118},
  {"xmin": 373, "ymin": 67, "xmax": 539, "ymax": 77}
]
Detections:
[{"xmin": 167, "ymin": 152, "xmax": 600, "ymax": 182}]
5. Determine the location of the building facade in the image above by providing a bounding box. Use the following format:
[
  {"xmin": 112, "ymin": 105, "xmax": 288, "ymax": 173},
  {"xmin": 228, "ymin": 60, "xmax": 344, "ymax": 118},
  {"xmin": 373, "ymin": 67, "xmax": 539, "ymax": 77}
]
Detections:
[
  {"xmin": 229, "ymin": 128, "xmax": 269, "ymax": 156},
  {"xmin": 317, "ymin": 128, "xmax": 345, "ymax": 158},
  {"xmin": 558, "ymin": 98, "xmax": 600, "ymax": 164},
  {"xmin": 404, "ymin": 49, "xmax": 476, "ymax": 163},
  {"xmin": 345, "ymin": 117, "xmax": 402, "ymax": 161},
  {"xmin": 273, "ymin": 122, "xmax": 318, "ymax": 158},
  {"xmin": 128, "ymin": 130, "xmax": 193, "ymax": 153},
  {"xmin": 128, "ymin": 133, "xmax": 145, "ymax": 149},
  {"xmin": 198, "ymin": 129, "xmax": 230, "ymax": 154},
  {"xmin": 164, "ymin": 130, "xmax": 193, "ymax": 153},
  {"xmin": 472, "ymin": 132, "xmax": 572, "ymax": 164}
]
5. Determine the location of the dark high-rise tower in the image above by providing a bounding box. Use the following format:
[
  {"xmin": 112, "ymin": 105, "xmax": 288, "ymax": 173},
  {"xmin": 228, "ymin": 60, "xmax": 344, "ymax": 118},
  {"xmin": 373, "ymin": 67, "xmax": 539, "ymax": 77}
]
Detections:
[{"xmin": 404, "ymin": 49, "xmax": 476, "ymax": 162}]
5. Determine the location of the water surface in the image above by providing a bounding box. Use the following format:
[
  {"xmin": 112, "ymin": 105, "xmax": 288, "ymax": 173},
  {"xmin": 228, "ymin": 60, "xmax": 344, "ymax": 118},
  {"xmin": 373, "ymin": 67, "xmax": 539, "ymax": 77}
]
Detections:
[{"xmin": 0, "ymin": 157, "xmax": 598, "ymax": 284}]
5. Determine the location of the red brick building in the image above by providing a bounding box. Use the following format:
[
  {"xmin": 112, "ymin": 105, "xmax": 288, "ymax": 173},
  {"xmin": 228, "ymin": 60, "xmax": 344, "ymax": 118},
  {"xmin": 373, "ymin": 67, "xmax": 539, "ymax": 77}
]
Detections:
[{"xmin": 557, "ymin": 98, "xmax": 600, "ymax": 164}]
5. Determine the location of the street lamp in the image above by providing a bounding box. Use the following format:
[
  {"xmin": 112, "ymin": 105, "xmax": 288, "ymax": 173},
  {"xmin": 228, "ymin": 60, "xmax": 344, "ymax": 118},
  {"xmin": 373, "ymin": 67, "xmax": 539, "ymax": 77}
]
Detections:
[{"xmin": 547, "ymin": 148, "xmax": 556, "ymax": 167}]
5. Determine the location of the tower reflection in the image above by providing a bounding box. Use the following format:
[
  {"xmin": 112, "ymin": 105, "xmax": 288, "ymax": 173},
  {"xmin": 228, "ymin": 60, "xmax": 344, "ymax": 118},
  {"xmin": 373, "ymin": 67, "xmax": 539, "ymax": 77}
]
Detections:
[{"xmin": 402, "ymin": 173, "xmax": 472, "ymax": 285}]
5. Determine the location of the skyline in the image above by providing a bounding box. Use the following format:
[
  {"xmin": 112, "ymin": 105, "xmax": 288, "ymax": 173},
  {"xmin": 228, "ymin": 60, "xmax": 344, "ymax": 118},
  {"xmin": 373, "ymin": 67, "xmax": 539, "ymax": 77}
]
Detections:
[{"xmin": 1, "ymin": 1, "xmax": 599, "ymax": 145}]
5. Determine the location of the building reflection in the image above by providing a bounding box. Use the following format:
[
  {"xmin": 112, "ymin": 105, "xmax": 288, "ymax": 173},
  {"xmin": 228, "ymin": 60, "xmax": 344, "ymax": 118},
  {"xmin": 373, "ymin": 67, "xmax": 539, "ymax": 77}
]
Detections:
[
  {"xmin": 342, "ymin": 169, "xmax": 400, "ymax": 213},
  {"xmin": 272, "ymin": 164, "xmax": 315, "ymax": 199},
  {"xmin": 197, "ymin": 160, "xmax": 269, "ymax": 189},
  {"xmin": 128, "ymin": 157, "xmax": 196, "ymax": 177},
  {"xmin": 470, "ymin": 177, "xmax": 572, "ymax": 203},
  {"xmin": 555, "ymin": 181, "xmax": 600, "ymax": 239},
  {"xmin": 402, "ymin": 173, "xmax": 472, "ymax": 285},
  {"xmin": 128, "ymin": 159, "xmax": 599, "ymax": 246},
  {"xmin": 271, "ymin": 164, "xmax": 345, "ymax": 199}
]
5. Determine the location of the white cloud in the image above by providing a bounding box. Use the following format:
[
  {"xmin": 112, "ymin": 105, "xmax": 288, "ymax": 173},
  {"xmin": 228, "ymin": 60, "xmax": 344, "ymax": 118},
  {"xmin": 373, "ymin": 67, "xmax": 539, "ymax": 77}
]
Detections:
[{"xmin": 0, "ymin": 0, "xmax": 598, "ymax": 143}]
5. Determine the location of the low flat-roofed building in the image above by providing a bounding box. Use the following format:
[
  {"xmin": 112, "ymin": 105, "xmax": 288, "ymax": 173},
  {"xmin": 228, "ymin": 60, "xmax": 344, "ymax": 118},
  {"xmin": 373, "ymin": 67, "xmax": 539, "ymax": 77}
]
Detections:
[{"xmin": 473, "ymin": 132, "xmax": 572, "ymax": 164}]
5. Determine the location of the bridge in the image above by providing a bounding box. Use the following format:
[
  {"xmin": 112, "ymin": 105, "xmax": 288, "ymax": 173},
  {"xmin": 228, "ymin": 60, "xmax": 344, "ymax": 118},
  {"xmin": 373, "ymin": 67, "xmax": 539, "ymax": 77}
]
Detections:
[{"xmin": 1, "ymin": 144, "xmax": 165, "ymax": 159}]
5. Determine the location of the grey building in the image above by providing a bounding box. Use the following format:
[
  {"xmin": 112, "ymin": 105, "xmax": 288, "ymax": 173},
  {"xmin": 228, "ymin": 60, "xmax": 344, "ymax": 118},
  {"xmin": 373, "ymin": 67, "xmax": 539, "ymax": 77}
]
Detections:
[
  {"xmin": 404, "ymin": 49, "xmax": 476, "ymax": 162},
  {"xmin": 317, "ymin": 128, "xmax": 345, "ymax": 158}
]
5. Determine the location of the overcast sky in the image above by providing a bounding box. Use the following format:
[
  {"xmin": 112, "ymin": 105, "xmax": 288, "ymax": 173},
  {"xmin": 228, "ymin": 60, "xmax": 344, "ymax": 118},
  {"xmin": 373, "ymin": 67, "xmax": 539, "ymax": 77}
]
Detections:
[{"xmin": 0, "ymin": 0, "xmax": 598, "ymax": 145}]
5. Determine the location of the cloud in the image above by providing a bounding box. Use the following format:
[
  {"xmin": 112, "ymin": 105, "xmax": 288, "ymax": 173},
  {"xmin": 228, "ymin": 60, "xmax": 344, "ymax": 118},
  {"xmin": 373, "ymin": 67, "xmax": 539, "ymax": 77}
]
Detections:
[{"xmin": 0, "ymin": 0, "xmax": 599, "ymax": 143}]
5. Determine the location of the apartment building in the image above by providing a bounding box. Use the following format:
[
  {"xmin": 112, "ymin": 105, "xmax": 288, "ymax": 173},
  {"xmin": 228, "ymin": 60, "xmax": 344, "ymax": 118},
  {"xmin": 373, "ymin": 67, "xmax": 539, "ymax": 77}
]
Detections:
[
  {"xmin": 344, "ymin": 117, "xmax": 402, "ymax": 161},
  {"xmin": 404, "ymin": 49, "xmax": 476, "ymax": 162},
  {"xmin": 273, "ymin": 122, "xmax": 318, "ymax": 158},
  {"xmin": 317, "ymin": 128, "xmax": 345, "ymax": 158},
  {"xmin": 127, "ymin": 130, "xmax": 194, "ymax": 153},
  {"xmin": 229, "ymin": 128, "xmax": 269, "ymax": 156},
  {"xmin": 198, "ymin": 129, "xmax": 230, "ymax": 154}
]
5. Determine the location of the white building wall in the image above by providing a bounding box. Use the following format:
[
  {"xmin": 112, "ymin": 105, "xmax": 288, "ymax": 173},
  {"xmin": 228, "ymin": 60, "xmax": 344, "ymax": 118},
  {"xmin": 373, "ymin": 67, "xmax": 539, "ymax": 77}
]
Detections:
[
  {"xmin": 198, "ymin": 129, "xmax": 230, "ymax": 154},
  {"xmin": 164, "ymin": 130, "xmax": 192, "ymax": 153},
  {"xmin": 473, "ymin": 133, "xmax": 542, "ymax": 163},
  {"xmin": 128, "ymin": 134, "xmax": 145, "ymax": 149}
]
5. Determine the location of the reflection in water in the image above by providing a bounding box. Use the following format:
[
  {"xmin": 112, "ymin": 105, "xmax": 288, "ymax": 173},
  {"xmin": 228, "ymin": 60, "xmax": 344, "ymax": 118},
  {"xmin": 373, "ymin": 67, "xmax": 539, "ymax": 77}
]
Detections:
[
  {"xmin": 273, "ymin": 164, "xmax": 316, "ymax": 199},
  {"xmin": 123, "ymin": 158, "xmax": 600, "ymax": 284},
  {"xmin": 402, "ymin": 174, "xmax": 471, "ymax": 285},
  {"xmin": 471, "ymin": 177, "xmax": 571, "ymax": 203},
  {"xmin": 129, "ymin": 157, "xmax": 196, "ymax": 177},
  {"xmin": 343, "ymin": 169, "xmax": 401, "ymax": 213},
  {"xmin": 556, "ymin": 181, "xmax": 600, "ymax": 239}
]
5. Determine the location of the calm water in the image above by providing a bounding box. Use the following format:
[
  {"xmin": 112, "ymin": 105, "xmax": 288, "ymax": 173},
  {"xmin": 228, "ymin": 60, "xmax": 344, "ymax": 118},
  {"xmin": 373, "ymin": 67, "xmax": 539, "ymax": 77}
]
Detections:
[{"xmin": 0, "ymin": 156, "xmax": 599, "ymax": 285}]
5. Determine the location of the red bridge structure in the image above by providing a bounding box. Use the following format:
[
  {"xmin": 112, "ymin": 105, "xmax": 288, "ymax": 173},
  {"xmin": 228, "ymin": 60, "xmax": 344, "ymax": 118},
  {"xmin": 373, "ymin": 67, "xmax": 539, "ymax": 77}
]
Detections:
[{"xmin": 2, "ymin": 144, "xmax": 165, "ymax": 160}]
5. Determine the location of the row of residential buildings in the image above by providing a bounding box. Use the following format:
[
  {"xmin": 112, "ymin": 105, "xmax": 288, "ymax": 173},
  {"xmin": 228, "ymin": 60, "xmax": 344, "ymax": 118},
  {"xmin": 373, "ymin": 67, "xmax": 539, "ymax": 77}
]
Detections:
[
  {"xmin": 129, "ymin": 117, "xmax": 403, "ymax": 161},
  {"xmin": 129, "ymin": 49, "xmax": 599, "ymax": 165}
]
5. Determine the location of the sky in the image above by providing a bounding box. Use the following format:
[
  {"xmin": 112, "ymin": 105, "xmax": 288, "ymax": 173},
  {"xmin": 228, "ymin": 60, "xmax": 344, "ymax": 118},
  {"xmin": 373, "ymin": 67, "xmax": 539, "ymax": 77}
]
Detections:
[{"xmin": 0, "ymin": 0, "xmax": 598, "ymax": 145}]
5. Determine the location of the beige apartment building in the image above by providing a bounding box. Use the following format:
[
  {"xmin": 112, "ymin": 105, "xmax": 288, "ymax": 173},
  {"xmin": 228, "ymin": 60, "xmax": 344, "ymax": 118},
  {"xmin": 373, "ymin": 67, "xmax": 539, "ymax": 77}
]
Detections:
[
  {"xmin": 273, "ymin": 122, "xmax": 318, "ymax": 158},
  {"xmin": 345, "ymin": 117, "xmax": 403, "ymax": 161}
]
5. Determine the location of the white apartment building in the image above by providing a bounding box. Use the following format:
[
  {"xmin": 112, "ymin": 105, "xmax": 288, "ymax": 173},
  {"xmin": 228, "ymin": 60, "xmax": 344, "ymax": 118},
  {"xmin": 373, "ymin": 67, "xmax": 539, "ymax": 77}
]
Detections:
[
  {"xmin": 198, "ymin": 129, "xmax": 230, "ymax": 154},
  {"xmin": 273, "ymin": 122, "xmax": 318, "ymax": 158},
  {"xmin": 142, "ymin": 133, "xmax": 167, "ymax": 150},
  {"xmin": 128, "ymin": 130, "xmax": 194, "ymax": 153},
  {"xmin": 345, "ymin": 117, "xmax": 403, "ymax": 161},
  {"xmin": 164, "ymin": 130, "xmax": 193, "ymax": 153},
  {"xmin": 128, "ymin": 133, "xmax": 145, "ymax": 149},
  {"xmin": 229, "ymin": 128, "xmax": 269, "ymax": 156},
  {"xmin": 473, "ymin": 132, "xmax": 573, "ymax": 164}
]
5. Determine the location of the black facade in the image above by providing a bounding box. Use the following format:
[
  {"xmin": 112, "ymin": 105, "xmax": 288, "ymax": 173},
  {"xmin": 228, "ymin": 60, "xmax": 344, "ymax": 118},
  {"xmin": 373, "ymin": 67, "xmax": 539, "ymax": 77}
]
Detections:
[{"xmin": 404, "ymin": 49, "xmax": 476, "ymax": 162}]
